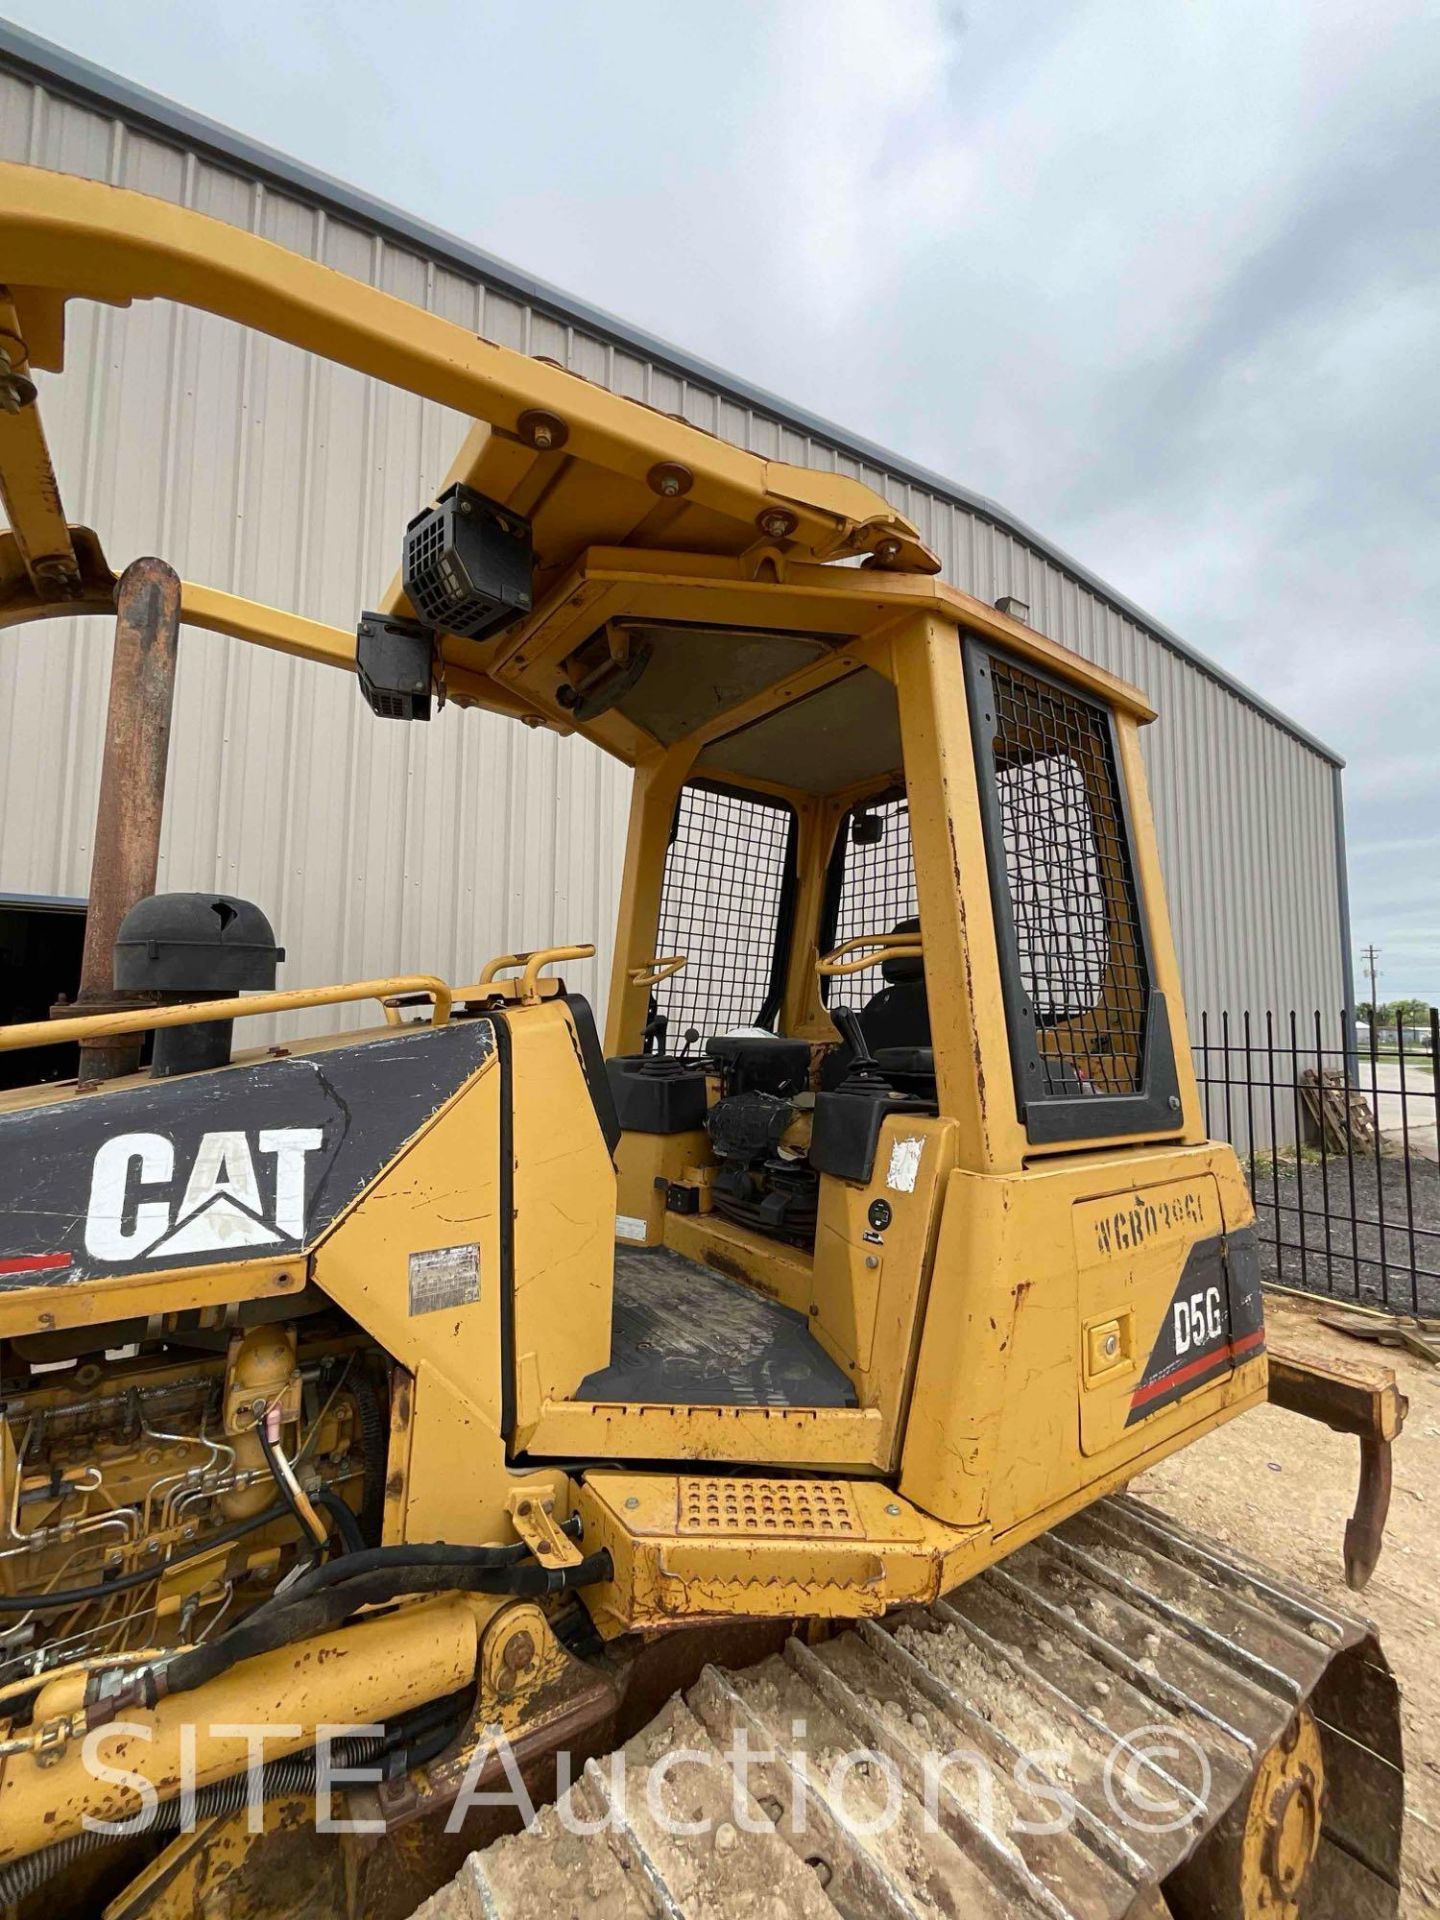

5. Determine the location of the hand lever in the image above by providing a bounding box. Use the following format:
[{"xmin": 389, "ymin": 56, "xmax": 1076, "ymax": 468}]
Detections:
[
  {"xmin": 832, "ymin": 1006, "xmax": 888, "ymax": 1088},
  {"xmin": 642, "ymin": 1011, "xmax": 669, "ymax": 1056}
]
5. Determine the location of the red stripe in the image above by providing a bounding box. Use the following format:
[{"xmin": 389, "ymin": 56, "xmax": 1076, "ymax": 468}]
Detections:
[
  {"xmin": 1131, "ymin": 1326, "xmax": 1266, "ymax": 1410},
  {"xmin": 0, "ymin": 1253, "xmax": 71, "ymax": 1276}
]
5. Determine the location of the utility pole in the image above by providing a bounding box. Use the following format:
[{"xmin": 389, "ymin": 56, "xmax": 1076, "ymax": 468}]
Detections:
[{"xmin": 1359, "ymin": 943, "xmax": 1381, "ymax": 1020}]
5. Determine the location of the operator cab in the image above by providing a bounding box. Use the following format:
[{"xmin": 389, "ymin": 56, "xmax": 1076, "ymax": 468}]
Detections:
[
  {"xmin": 500, "ymin": 576, "xmax": 1185, "ymax": 1466},
  {"xmin": 585, "ymin": 735, "xmax": 952, "ymax": 1426}
]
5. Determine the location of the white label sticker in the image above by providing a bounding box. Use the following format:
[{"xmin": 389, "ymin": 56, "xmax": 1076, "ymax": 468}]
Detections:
[
  {"xmin": 615, "ymin": 1214, "xmax": 648, "ymax": 1244},
  {"xmin": 886, "ymin": 1137, "xmax": 924, "ymax": 1194},
  {"xmin": 408, "ymin": 1243, "xmax": 481, "ymax": 1316}
]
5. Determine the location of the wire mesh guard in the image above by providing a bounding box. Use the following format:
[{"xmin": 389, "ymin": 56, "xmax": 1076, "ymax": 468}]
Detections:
[
  {"xmin": 652, "ymin": 785, "xmax": 792, "ymax": 1042},
  {"xmin": 827, "ymin": 797, "xmax": 919, "ymax": 1005},
  {"xmin": 988, "ymin": 657, "xmax": 1149, "ymax": 1096}
]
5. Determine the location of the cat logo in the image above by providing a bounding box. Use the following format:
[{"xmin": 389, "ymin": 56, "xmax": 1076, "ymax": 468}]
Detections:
[{"xmin": 84, "ymin": 1129, "xmax": 324, "ymax": 1262}]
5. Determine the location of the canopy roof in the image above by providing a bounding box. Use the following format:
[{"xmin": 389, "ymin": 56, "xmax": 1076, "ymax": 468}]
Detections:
[{"xmin": 0, "ymin": 163, "xmax": 1152, "ymax": 774}]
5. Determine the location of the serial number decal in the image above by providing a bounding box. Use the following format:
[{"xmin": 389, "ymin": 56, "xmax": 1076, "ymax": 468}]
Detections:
[
  {"xmin": 408, "ymin": 1242, "xmax": 481, "ymax": 1316},
  {"xmin": 1093, "ymin": 1186, "xmax": 1207, "ymax": 1258}
]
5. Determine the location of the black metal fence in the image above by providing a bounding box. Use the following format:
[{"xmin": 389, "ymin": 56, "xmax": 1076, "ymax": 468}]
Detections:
[{"xmin": 1193, "ymin": 1009, "xmax": 1440, "ymax": 1317}]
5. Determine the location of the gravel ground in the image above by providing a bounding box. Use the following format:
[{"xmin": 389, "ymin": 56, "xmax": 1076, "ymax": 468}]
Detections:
[{"xmin": 1248, "ymin": 1152, "xmax": 1440, "ymax": 1318}]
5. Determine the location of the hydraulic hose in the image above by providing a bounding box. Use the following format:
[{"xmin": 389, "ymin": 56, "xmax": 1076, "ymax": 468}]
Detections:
[
  {"xmin": 0, "ymin": 1741, "xmax": 378, "ymax": 1905},
  {"xmin": 148, "ymin": 1547, "xmax": 612, "ymax": 1704},
  {"xmin": 270, "ymin": 1512, "xmax": 584, "ymax": 1606},
  {"xmin": 314, "ymin": 1487, "xmax": 366, "ymax": 1555}
]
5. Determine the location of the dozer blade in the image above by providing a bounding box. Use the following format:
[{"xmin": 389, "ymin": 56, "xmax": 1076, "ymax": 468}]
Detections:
[{"xmin": 417, "ymin": 1496, "xmax": 1402, "ymax": 1920}]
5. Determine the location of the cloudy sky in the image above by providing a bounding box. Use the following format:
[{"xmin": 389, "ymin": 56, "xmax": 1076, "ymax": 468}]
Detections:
[{"xmin": 9, "ymin": 0, "xmax": 1438, "ymax": 999}]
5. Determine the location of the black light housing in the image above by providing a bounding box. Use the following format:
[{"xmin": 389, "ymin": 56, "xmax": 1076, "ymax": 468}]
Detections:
[
  {"xmin": 356, "ymin": 612, "xmax": 436, "ymax": 722},
  {"xmin": 402, "ymin": 482, "xmax": 533, "ymax": 642}
]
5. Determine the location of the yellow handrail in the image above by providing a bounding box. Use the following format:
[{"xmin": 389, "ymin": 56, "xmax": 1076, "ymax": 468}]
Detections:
[
  {"xmin": 0, "ymin": 976, "xmax": 454, "ymax": 1054},
  {"xmin": 519, "ymin": 944, "xmax": 595, "ymax": 1000},
  {"xmin": 470, "ymin": 944, "xmax": 596, "ymax": 1005},
  {"xmin": 628, "ymin": 955, "xmax": 687, "ymax": 989},
  {"xmin": 477, "ymin": 951, "xmax": 527, "ymax": 985},
  {"xmin": 815, "ymin": 933, "xmax": 923, "ymax": 978}
]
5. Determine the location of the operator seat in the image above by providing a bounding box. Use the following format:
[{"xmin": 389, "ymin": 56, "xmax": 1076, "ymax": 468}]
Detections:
[{"xmin": 821, "ymin": 917, "xmax": 932, "ymax": 1090}]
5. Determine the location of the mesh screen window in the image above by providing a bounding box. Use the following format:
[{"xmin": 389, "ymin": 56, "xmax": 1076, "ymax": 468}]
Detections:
[
  {"xmin": 984, "ymin": 654, "xmax": 1150, "ymax": 1098},
  {"xmin": 652, "ymin": 784, "xmax": 794, "ymax": 1041},
  {"xmin": 825, "ymin": 797, "xmax": 918, "ymax": 1005}
]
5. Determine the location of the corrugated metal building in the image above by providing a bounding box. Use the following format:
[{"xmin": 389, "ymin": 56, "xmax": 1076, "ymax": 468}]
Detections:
[{"xmin": 0, "ymin": 24, "xmax": 1352, "ymax": 1069}]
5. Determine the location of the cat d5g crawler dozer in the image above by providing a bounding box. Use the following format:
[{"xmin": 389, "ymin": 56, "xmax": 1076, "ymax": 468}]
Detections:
[{"xmin": 0, "ymin": 164, "xmax": 1407, "ymax": 1918}]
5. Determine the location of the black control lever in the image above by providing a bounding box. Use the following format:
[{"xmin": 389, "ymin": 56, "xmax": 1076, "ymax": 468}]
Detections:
[
  {"xmin": 642, "ymin": 1009, "xmax": 669, "ymax": 1056},
  {"xmin": 832, "ymin": 1006, "xmax": 889, "ymax": 1089}
]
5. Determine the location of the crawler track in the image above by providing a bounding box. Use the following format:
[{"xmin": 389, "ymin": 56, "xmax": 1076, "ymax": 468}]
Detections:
[{"xmin": 418, "ymin": 1496, "xmax": 1403, "ymax": 1919}]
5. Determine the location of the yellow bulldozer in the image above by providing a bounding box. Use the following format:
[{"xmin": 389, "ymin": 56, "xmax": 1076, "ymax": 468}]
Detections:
[{"xmin": 0, "ymin": 163, "xmax": 1409, "ymax": 1918}]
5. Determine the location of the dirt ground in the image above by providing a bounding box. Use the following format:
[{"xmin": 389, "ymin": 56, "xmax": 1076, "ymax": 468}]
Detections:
[{"xmin": 1132, "ymin": 1291, "xmax": 1440, "ymax": 1914}]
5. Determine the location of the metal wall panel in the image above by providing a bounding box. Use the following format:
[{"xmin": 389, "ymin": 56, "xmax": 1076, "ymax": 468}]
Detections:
[{"xmin": 0, "ymin": 50, "xmax": 1346, "ymax": 1072}]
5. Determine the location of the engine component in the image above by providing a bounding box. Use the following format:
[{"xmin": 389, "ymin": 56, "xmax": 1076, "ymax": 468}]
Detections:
[
  {"xmin": 0, "ymin": 1320, "xmax": 372, "ymax": 1692},
  {"xmin": 706, "ymin": 1032, "xmax": 810, "ymax": 1097},
  {"xmin": 706, "ymin": 1088, "xmax": 818, "ymax": 1245},
  {"xmin": 113, "ymin": 891, "xmax": 282, "ymax": 1075}
]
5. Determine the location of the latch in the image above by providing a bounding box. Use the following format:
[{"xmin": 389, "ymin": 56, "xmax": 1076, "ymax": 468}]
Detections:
[{"xmin": 506, "ymin": 1489, "xmax": 582, "ymax": 1569}]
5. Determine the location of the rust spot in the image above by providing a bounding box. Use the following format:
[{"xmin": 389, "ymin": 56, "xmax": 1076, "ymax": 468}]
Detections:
[
  {"xmin": 702, "ymin": 1249, "xmax": 779, "ymax": 1299},
  {"xmin": 386, "ymin": 1472, "xmax": 405, "ymax": 1499}
]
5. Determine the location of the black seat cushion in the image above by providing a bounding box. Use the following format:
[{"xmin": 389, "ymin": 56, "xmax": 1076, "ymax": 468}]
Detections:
[
  {"xmin": 879, "ymin": 914, "xmax": 924, "ymax": 985},
  {"xmin": 857, "ymin": 977, "xmax": 929, "ymax": 1052}
]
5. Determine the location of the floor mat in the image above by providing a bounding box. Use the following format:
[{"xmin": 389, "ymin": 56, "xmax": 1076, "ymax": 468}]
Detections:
[{"xmin": 577, "ymin": 1244, "xmax": 857, "ymax": 1408}]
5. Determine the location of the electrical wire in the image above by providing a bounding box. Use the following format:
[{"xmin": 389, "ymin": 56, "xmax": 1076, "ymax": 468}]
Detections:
[{"xmin": 255, "ymin": 1421, "xmax": 327, "ymax": 1552}]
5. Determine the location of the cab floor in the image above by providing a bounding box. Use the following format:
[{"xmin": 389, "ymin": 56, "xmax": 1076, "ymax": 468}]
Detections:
[{"xmin": 576, "ymin": 1244, "xmax": 857, "ymax": 1409}]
